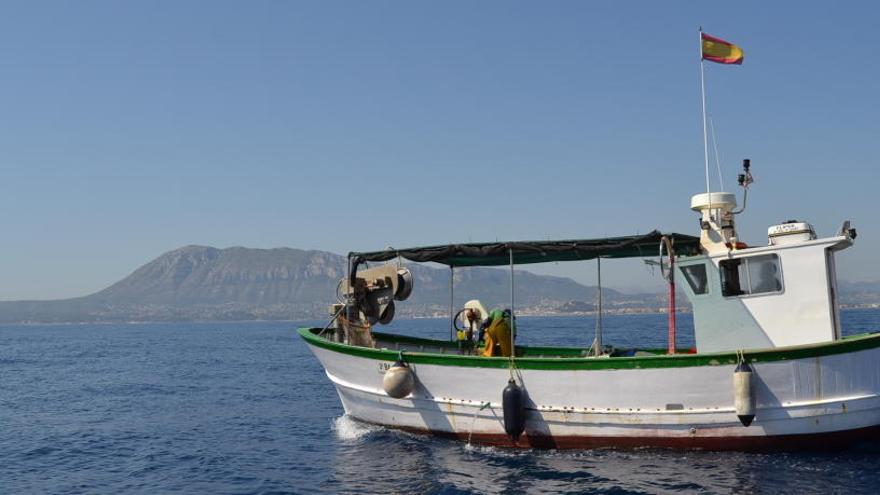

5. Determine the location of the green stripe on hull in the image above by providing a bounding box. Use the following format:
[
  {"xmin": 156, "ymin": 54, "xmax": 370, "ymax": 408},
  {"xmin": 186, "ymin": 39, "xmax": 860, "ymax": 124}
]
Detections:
[{"xmin": 297, "ymin": 327, "xmax": 880, "ymax": 371}]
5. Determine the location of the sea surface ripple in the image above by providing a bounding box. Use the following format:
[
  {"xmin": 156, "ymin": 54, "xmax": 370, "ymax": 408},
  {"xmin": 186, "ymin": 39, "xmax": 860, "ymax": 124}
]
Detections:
[{"xmin": 3, "ymin": 311, "xmax": 880, "ymax": 494}]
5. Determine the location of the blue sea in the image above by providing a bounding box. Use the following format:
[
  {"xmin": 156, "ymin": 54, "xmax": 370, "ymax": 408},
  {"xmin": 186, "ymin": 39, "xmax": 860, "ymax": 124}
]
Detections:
[{"xmin": 3, "ymin": 310, "xmax": 880, "ymax": 494}]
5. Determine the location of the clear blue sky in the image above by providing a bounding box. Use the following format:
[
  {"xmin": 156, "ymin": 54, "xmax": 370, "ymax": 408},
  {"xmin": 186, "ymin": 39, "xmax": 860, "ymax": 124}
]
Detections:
[{"xmin": 1, "ymin": 1, "xmax": 878, "ymax": 299}]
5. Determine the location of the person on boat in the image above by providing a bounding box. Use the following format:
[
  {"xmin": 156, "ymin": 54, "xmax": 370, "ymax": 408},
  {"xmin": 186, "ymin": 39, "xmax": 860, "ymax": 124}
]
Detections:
[{"xmin": 481, "ymin": 309, "xmax": 515, "ymax": 357}]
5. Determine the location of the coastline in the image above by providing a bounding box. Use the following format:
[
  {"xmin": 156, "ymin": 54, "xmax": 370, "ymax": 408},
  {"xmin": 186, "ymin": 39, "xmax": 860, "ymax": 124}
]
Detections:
[{"xmin": 4, "ymin": 305, "xmax": 879, "ymax": 326}]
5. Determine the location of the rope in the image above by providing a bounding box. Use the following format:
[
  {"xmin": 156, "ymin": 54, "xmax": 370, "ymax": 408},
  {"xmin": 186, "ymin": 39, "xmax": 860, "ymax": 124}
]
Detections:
[
  {"xmin": 466, "ymin": 401, "xmax": 492, "ymax": 446},
  {"xmin": 508, "ymin": 357, "xmax": 516, "ymax": 380},
  {"xmin": 317, "ymin": 304, "xmax": 347, "ymax": 339}
]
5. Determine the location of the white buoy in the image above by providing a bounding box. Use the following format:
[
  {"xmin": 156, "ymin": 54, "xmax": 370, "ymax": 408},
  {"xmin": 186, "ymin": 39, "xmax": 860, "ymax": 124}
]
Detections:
[
  {"xmin": 383, "ymin": 361, "xmax": 414, "ymax": 399},
  {"xmin": 733, "ymin": 361, "xmax": 756, "ymax": 426}
]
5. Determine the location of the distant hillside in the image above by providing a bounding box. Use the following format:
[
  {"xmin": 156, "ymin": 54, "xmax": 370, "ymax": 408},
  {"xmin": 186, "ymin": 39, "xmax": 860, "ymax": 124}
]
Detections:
[
  {"xmin": 0, "ymin": 245, "xmax": 652, "ymax": 323},
  {"xmin": 92, "ymin": 246, "xmax": 344, "ymax": 308},
  {"xmin": 838, "ymin": 281, "xmax": 880, "ymax": 308},
  {"xmin": 3, "ymin": 245, "xmax": 877, "ymax": 324}
]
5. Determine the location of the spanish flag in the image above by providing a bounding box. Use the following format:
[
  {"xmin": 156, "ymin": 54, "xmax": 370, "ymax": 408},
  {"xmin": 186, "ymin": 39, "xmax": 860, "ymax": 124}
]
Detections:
[{"xmin": 701, "ymin": 32, "xmax": 744, "ymax": 65}]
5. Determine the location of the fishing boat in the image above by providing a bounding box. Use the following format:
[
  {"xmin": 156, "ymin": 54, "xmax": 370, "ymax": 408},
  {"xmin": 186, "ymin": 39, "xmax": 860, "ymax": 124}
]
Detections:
[
  {"xmin": 299, "ymin": 157, "xmax": 880, "ymax": 450},
  {"xmin": 300, "ymin": 34, "xmax": 880, "ymax": 450}
]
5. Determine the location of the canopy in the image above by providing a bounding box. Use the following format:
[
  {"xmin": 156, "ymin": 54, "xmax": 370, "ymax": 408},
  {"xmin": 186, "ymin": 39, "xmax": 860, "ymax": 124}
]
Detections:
[{"xmin": 350, "ymin": 231, "xmax": 701, "ymax": 267}]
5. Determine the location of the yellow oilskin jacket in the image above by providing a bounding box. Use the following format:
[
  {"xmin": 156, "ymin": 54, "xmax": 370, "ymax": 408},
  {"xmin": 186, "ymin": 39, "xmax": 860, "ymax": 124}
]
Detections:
[{"xmin": 482, "ymin": 317, "xmax": 513, "ymax": 357}]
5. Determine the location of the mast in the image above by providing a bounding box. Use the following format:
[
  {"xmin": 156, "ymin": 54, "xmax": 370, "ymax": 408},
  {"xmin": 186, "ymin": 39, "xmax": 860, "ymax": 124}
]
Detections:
[{"xmin": 699, "ymin": 27, "xmax": 711, "ymax": 200}]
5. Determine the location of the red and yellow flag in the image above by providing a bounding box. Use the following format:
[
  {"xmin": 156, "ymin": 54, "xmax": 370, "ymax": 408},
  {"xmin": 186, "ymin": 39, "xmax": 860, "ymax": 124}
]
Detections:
[{"xmin": 701, "ymin": 33, "xmax": 744, "ymax": 65}]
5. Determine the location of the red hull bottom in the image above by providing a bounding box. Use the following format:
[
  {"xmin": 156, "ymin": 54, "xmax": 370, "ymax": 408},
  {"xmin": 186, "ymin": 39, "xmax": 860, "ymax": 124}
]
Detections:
[{"xmin": 377, "ymin": 423, "xmax": 880, "ymax": 451}]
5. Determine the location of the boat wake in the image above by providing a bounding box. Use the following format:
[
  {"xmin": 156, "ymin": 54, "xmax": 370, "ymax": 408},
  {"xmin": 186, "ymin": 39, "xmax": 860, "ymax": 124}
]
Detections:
[
  {"xmin": 463, "ymin": 442, "xmax": 505, "ymax": 455},
  {"xmin": 331, "ymin": 415, "xmax": 381, "ymax": 442},
  {"xmin": 463, "ymin": 442, "xmax": 491, "ymax": 453}
]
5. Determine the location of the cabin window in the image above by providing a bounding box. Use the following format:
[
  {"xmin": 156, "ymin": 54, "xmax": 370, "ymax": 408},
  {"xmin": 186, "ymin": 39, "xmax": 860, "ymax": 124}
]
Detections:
[
  {"xmin": 680, "ymin": 264, "xmax": 708, "ymax": 294},
  {"xmin": 720, "ymin": 254, "xmax": 782, "ymax": 297}
]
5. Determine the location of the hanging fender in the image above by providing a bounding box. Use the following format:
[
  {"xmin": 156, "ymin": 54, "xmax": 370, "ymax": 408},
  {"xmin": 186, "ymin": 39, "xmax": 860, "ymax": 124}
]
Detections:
[
  {"xmin": 502, "ymin": 378, "xmax": 527, "ymax": 442},
  {"xmin": 733, "ymin": 360, "xmax": 756, "ymax": 427},
  {"xmin": 383, "ymin": 360, "xmax": 415, "ymax": 399}
]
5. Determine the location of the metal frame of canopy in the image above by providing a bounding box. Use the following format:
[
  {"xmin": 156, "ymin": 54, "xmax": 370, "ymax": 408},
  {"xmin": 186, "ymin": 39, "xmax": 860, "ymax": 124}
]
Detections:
[
  {"xmin": 349, "ymin": 231, "xmax": 700, "ymax": 268},
  {"xmin": 346, "ymin": 231, "xmax": 701, "ymax": 354}
]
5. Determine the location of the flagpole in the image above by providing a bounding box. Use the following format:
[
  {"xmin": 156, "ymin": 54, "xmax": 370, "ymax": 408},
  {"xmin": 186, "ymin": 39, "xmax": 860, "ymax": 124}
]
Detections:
[{"xmin": 699, "ymin": 28, "xmax": 711, "ymax": 202}]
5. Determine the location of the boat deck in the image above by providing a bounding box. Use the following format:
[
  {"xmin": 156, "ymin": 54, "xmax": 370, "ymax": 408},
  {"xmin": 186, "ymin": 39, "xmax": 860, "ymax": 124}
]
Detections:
[
  {"xmin": 303, "ymin": 327, "xmax": 880, "ymax": 372},
  {"xmin": 321, "ymin": 327, "xmax": 671, "ymax": 358}
]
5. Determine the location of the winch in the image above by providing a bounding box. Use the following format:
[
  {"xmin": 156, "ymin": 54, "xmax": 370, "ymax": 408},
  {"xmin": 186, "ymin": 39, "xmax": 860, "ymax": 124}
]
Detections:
[{"xmin": 338, "ymin": 263, "xmax": 413, "ymax": 326}]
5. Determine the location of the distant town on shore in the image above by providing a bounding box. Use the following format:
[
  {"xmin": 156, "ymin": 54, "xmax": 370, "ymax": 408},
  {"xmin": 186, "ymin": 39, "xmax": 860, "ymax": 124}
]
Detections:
[{"xmin": 2, "ymin": 245, "xmax": 879, "ymax": 324}]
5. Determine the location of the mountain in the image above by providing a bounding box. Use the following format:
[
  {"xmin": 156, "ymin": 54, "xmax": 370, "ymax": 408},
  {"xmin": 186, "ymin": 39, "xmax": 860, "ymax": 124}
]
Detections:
[
  {"xmin": 0, "ymin": 245, "xmax": 660, "ymax": 324},
  {"xmin": 91, "ymin": 246, "xmax": 345, "ymax": 308},
  {"xmin": 6, "ymin": 245, "xmax": 878, "ymax": 324}
]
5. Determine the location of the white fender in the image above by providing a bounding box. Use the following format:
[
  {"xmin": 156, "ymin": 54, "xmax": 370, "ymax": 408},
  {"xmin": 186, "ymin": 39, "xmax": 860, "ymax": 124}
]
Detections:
[
  {"xmin": 383, "ymin": 362, "xmax": 415, "ymax": 399},
  {"xmin": 733, "ymin": 361, "xmax": 756, "ymax": 426}
]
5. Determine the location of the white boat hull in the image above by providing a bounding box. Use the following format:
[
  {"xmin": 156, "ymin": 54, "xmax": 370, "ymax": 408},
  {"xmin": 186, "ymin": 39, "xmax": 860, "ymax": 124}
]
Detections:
[{"xmin": 303, "ymin": 329, "xmax": 880, "ymax": 450}]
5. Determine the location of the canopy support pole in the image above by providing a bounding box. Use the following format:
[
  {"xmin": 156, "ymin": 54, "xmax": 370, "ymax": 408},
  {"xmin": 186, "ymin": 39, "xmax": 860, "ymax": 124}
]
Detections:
[
  {"xmin": 593, "ymin": 257, "xmax": 603, "ymax": 356},
  {"xmin": 345, "ymin": 255, "xmax": 352, "ymax": 325},
  {"xmin": 660, "ymin": 235, "xmax": 677, "ymax": 355},
  {"xmin": 449, "ymin": 266, "xmax": 455, "ymax": 341},
  {"xmin": 509, "ymin": 248, "xmax": 515, "ymax": 360},
  {"xmin": 667, "ymin": 252, "xmax": 677, "ymax": 355}
]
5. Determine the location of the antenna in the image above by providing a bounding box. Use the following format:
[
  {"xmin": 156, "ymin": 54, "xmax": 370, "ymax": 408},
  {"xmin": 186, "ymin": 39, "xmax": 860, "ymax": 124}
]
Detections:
[{"xmin": 732, "ymin": 159, "xmax": 754, "ymax": 215}]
